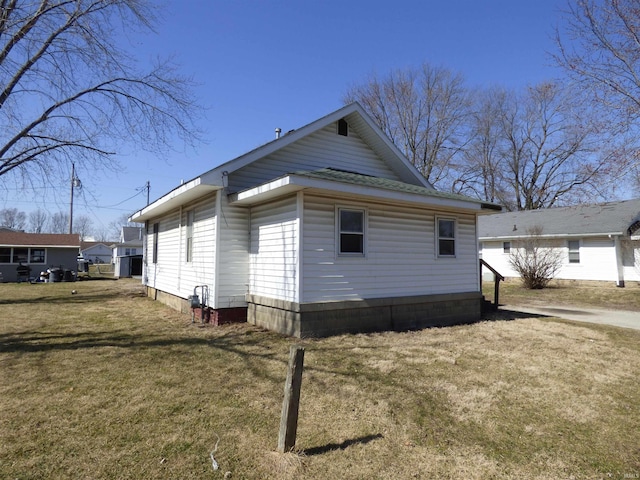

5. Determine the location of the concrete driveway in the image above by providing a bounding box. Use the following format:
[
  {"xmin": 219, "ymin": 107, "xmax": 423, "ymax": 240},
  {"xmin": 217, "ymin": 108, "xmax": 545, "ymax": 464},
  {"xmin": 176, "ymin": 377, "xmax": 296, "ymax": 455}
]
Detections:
[{"xmin": 501, "ymin": 304, "xmax": 640, "ymax": 331}]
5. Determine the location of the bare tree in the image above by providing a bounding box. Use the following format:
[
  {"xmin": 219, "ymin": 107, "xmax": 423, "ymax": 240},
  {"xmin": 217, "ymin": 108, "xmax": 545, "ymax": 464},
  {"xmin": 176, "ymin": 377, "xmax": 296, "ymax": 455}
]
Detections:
[
  {"xmin": 555, "ymin": 0, "xmax": 640, "ymax": 192},
  {"xmin": 109, "ymin": 212, "xmax": 142, "ymax": 240},
  {"xmin": 509, "ymin": 226, "xmax": 564, "ymax": 289},
  {"xmin": 28, "ymin": 208, "xmax": 48, "ymax": 233},
  {"xmin": 555, "ymin": 0, "xmax": 640, "ymax": 123},
  {"xmin": 73, "ymin": 214, "xmax": 93, "ymax": 240},
  {"xmin": 454, "ymin": 87, "xmax": 510, "ymax": 203},
  {"xmin": 0, "ymin": 0, "xmax": 201, "ymax": 188},
  {"xmin": 0, "ymin": 207, "xmax": 26, "ymax": 229},
  {"xmin": 496, "ymin": 82, "xmax": 617, "ymax": 211},
  {"xmin": 49, "ymin": 211, "xmax": 69, "ymax": 233},
  {"xmin": 344, "ymin": 63, "xmax": 472, "ymax": 188}
]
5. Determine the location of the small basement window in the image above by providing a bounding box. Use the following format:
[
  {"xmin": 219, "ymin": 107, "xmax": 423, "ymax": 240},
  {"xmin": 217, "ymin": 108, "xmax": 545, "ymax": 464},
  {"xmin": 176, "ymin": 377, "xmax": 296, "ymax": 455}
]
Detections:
[{"xmin": 337, "ymin": 118, "xmax": 348, "ymax": 136}]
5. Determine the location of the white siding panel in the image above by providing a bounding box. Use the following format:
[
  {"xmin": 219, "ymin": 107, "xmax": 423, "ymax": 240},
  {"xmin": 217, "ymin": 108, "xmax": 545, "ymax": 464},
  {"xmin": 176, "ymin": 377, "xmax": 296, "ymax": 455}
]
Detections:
[
  {"xmin": 249, "ymin": 196, "xmax": 298, "ymax": 302},
  {"xmin": 145, "ymin": 210, "xmax": 182, "ymax": 298},
  {"xmin": 217, "ymin": 194, "xmax": 250, "ymax": 308},
  {"xmin": 177, "ymin": 195, "xmax": 217, "ymax": 298},
  {"xmin": 557, "ymin": 237, "xmax": 618, "ymax": 281},
  {"xmin": 144, "ymin": 194, "xmax": 218, "ymax": 304},
  {"xmin": 230, "ymin": 124, "xmax": 402, "ymax": 191},
  {"xmin": 302, "ymin": 195, "xmax": 479, "ymax": 303}
]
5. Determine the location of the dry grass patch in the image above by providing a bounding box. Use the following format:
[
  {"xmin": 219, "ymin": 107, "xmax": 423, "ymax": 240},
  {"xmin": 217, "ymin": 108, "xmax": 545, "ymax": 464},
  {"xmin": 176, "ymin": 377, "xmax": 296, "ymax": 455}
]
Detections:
[
  {"xmin": 485, "ymin": 278, "xmax": 640, "ymax": 311},
  {"xmin": 1, "ymin": 279, "xmax": 639, "ymax": 479}
]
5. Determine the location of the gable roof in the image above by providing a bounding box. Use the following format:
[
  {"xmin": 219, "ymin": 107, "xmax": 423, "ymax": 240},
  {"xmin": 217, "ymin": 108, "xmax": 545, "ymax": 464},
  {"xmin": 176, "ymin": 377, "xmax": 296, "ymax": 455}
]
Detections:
[
  {"xmin": 478, "ymin": 199, "xmax": 640, "ymax": 240},
  {"xmin": 131, "ymin": 103, "xmax": 445, "ymax": 222},
  {"xmin": 0, "ymin": 232, "xmax": 80, "ymax": 248},
  {"xmin": 121, "ymin": 226, "xmax": 143, "ymax": 242},
  {"xmin": 81, "ymin": 241, "xmax": 111, "ymax": 250}
]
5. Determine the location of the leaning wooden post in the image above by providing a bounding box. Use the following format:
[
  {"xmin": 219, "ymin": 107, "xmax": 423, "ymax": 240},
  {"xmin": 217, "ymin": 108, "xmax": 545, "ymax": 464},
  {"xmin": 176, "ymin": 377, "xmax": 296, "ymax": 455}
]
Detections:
[{"xmin": 277, "ymin": 345, "xmax": 305, "ymax": 453}]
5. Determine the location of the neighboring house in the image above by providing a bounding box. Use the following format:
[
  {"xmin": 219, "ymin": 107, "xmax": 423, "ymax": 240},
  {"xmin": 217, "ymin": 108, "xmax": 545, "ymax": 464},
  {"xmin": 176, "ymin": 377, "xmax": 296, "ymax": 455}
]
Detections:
[
  {"xmin": 130, "ymin": 103, "xmax": 500, "ymax": 337},
  {"xmin": 478, "ymin": 199, "xmax": 640, "ymax": 287},
  {"xmin": 113, "ymin": 226, "xmax": 143, "ymax": 278},
  {"xmin": 80, "ymin": 241, "xmax": 113, "ymax": 264},
  {"xmin": 0, "ymin": 231, "xmax": 80, "ymax": 282}
]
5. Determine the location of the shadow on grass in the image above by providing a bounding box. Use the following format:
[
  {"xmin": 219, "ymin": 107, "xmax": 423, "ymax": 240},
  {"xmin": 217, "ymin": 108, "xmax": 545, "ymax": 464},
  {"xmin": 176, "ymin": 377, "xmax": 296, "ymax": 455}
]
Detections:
[
  {"xmin": 0, "ymin": 291, "xmax": 127, "ymax": 305},
  {"xmin": 482, "ymin": 307, "xmax": 547, "ymax": 322},
  {"xmin": 0, "ymin": 327, "xmax": 267, "ymax": 352},
  {"xmin": 302, "ymin": 433, "xmax": 384, "ymax": 456}
]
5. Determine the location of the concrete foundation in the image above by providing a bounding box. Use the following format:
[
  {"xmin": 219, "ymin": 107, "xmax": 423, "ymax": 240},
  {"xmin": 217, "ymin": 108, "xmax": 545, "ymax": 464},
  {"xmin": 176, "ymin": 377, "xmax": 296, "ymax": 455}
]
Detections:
[{"xmin": 246, "ymin": 292, "xmax": 483, "ymax": 338}]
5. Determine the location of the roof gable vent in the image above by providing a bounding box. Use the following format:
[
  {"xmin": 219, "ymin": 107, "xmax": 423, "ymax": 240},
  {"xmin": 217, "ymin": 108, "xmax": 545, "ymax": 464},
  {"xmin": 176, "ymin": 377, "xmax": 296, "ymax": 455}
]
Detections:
[{"xmin": 337, "ymin": 118, "xmax": 348, "ymax": 136}]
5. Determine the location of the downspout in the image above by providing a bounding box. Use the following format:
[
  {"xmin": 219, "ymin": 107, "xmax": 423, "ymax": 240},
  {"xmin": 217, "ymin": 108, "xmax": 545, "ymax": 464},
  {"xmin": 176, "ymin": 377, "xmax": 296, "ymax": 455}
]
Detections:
[{"xmin": 613, "ymin": 235, "xmax": 625, "ymax": 287}]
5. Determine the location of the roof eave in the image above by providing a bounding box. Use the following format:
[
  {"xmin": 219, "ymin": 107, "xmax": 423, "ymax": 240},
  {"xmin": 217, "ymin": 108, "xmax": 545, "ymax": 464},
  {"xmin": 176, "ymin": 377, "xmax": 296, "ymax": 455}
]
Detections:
[
  {"xmin": 229, "ymin": 174, "xmax": 489, "ymax": 212},
  {"xmin": 129, "ymin": 178, "xmax": 222, "ymax": 223}
]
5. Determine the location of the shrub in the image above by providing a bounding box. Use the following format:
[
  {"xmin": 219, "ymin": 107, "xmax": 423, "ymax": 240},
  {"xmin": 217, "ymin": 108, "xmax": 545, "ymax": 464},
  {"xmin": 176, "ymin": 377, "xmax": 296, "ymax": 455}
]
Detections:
[{"xmin": 509, "ymin": 226, "xmax": 563, "ymax": 289}]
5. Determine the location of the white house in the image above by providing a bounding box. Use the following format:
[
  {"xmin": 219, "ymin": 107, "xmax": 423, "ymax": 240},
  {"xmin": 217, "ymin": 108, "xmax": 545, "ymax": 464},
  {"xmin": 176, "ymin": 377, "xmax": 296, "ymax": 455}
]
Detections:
[
  {"xmin": 130, "ymin": 103, "xmax": 500, "ymax": 337},
  {"xmin": 478, "ymin": 199, "xmax": 640, "ymax": 287},
  {"xmin": 80, "ymin": 241, "xmax": 112, "ymax": 264}
]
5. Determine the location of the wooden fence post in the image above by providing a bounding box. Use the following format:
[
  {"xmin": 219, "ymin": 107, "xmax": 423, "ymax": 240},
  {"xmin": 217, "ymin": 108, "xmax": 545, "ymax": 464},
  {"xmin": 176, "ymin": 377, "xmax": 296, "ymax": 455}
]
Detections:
[{"xmin": 277, "ymin": 345, "xmax": 305, "ymax": 453}]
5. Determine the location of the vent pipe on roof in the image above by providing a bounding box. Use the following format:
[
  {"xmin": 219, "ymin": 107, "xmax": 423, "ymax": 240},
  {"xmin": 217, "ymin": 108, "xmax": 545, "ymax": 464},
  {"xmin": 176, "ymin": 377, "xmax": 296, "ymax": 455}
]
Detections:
[{"xmin": 275, "ymin": 127, "xmax": 281, "ymax": 139}]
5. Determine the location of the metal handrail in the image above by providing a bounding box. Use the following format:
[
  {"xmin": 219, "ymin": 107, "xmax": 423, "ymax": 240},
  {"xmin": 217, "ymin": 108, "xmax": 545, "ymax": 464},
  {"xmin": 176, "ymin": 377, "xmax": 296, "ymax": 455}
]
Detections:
[{"xmin": 480, "ymin": 259, "xmax": 504, "ymax": 310}]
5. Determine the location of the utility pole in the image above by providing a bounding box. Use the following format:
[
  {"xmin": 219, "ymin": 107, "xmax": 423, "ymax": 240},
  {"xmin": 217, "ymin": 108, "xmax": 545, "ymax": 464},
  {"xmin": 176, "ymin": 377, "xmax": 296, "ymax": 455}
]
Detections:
[
  {"xmin": 146, "ymin": 180, "xmax": 150, "ymax": 205},
  {"xmin": 69, "ymin": 163, "xmax": 81, "ymax": 234},
  {"xmin": 69, "ymin": 163, "xmax": 75, "ymax": 234}
]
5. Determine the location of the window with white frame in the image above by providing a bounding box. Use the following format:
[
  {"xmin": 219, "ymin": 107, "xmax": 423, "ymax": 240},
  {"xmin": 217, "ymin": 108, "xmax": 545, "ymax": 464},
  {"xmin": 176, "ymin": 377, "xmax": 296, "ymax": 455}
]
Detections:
[
  {"xmin": 338, "ymin": 208, "xmax": 365, "ymax": 255},
  {"xmin": 0, "ymin": 247, "xmax": 46, "ymax": 264},
  {"xmin": 568, "ymin": 240, "xmax": 580, "ymax": 263},
  {"xmin": 503, "ymin": 241, "xmax": 511, "ymax": 253},
  {"xmin": 185, "ymin": 210, "xmax": 194, "ymax": 262},
  {"xmin": 437, "ymin": 218, "xmax": 456, "ymax": 257}
]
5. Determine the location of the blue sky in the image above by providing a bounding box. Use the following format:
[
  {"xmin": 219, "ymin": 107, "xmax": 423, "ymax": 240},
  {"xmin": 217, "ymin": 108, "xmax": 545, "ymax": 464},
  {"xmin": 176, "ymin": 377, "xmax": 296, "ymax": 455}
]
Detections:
[{"xmin": 3, "ymin": 0, "xmax": 567, "ymax": 234}]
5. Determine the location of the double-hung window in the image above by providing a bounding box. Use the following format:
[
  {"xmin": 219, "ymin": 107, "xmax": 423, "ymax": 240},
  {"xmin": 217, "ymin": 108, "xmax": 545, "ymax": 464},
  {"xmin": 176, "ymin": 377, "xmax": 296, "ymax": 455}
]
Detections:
[
  {"xmin": 568, "ymin": 240, "xmax": 580, "ymax": 263},
  {"xmin": 437, "ymin": 218, "xmax": 456, "ymax": 257},
  {"xmin": 338, "ymin": 208, "xmax": 365, "ymax": 255},
  {"xmin": 503, "ymin": 241, "xmax": 511, "ymax": 254}
]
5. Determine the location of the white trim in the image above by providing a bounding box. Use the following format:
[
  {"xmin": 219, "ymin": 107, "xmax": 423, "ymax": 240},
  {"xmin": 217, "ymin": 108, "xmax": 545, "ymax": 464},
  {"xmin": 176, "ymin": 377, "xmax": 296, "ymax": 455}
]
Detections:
[
  {"xmin": 296, "ymin": 191, "xmax": 303, "ymax": 304},
  {"xmin": 436, "ymin": 217, "xmax": 457, "ymax": 258},
  {"xmin": 336, "ymin": 206, "xmax": 367, "ymax": 257},
  {"xmin": 229, "ymin": 174, "xmax": 486, "ymax": 212},
  {"xmin": 129, "ymin": 179, "xmax": 221, "ymax": 223},
  {"xmin": 213, "ymin": 191, "xmax": 222, "ymax": 310}
]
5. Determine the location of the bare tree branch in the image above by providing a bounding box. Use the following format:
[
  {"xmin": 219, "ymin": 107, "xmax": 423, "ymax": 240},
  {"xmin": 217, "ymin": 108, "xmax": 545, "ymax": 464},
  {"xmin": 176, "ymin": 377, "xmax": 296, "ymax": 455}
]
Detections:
[{"xmin": 0, "ymin": 0, "xmax": 202, "ymax": 187}]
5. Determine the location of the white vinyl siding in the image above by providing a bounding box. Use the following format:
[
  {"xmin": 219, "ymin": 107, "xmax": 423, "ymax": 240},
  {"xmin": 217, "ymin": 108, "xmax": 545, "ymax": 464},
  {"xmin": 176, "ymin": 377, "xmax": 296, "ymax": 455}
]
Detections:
[
  {"xmin": 229, "ymin": 124, "xmax": 403, "ymax": 192},
  {"xmin": 302, "ymin": 195, "xmax": 478, "ymax": 303},
  {"xmin": 143, "ymin": 193, "xmax": 217, "ymax": 304},
  {"xmin": 480, "ymin": 236, "xmax": 621, "ymax": 282},
  {"xmin": 249, "ymin": 195, "xmax": 299, "ymax": 302},
  {"xmin": 216, "ymin": 194, "xmax": 250, "ymax": 308}
]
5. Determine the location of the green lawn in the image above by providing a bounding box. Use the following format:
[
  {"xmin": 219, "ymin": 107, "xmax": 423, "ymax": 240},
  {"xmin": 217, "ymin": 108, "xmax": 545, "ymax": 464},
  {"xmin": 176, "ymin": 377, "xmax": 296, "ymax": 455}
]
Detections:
[{"xmin": 1, "ymin": 279, "xmax": 639, "ymax": 479}]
